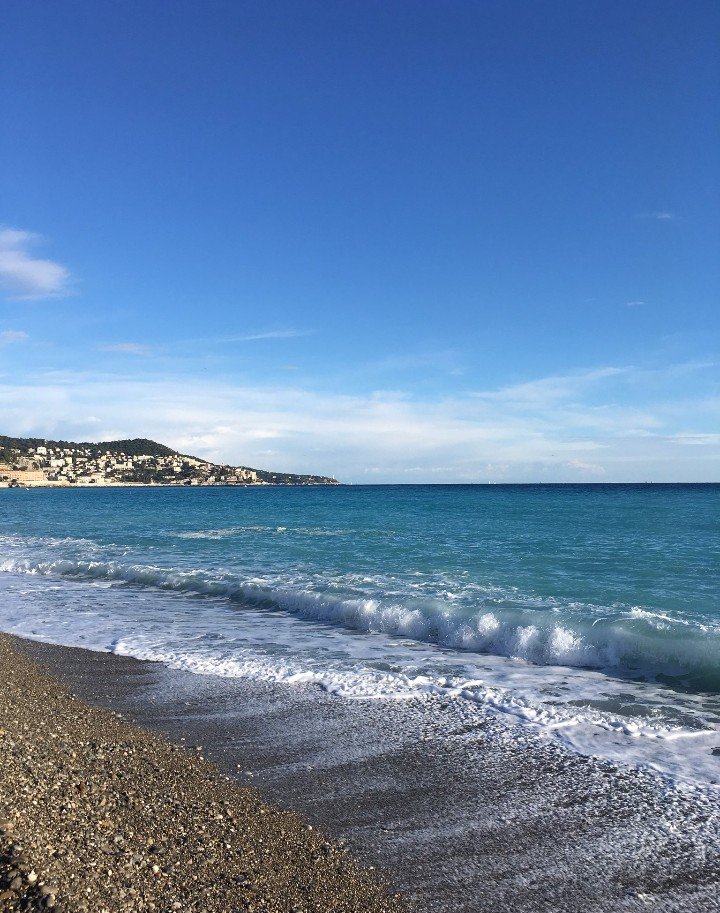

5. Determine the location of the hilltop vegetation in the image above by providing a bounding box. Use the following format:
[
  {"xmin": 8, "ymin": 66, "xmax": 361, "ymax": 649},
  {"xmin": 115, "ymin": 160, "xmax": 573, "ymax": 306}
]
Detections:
[{"xmin": 0, "ymin": 436, "xmax": 177, "ymax": 460}]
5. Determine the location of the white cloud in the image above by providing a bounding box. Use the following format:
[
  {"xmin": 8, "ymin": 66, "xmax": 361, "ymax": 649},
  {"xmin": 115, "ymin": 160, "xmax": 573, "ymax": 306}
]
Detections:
[
  {"xmin": 0, "ymin": 330, "xmax": 28, "ymax": 345},
  {"xmin": 222, "ymin": 329, "xmax": 312, "ymax": 342},
  {"xmin": 666, "ymin": 433, "xmax": 720, "ymax": 447},
  {"xmin": 0, "ymin": 361, "xmax": 717, "ymax": 482},
  {"xmin": 626, "ymin": 300, "xmax": 645, "ymax": 307},
  {"xmin": 471, "ymin": 366, "xmax": 628, "ymax": 406},
  {"xmin": 0, "ymin": 228, "xmax": 72, "ymax": 300},
  {"xmin": 99, "ymin": 343, "xmax": 154, "ymax": 356},
  {"xmin": 563, "ymin": 459, "xmax": 607, "ymax": 476}
]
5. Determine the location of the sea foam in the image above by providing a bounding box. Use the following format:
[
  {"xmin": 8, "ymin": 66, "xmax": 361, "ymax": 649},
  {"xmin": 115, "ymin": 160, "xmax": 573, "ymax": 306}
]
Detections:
[{"xmin": 3, "ymin": 554, "xmax": 719, "ymax": 690}]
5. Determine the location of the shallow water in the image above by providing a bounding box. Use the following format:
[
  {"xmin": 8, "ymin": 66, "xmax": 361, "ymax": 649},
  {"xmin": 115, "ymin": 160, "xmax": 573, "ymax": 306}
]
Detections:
[{"xmin": 1, "ymin": 483, "xmax": 719, "ymax": 784}]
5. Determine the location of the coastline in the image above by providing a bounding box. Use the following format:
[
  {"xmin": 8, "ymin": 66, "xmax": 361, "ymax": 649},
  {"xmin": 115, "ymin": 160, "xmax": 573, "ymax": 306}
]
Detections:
[
  {"xmin": 0, "ymin": 482, "xmax": 341, "ymax": 489},
  {"xmin": 4, "ymin": 634, "xmax": 720, "ymax": 913},
  {"xmin": 0, "ymin": 634, "xmax": 403, "ymax": 913}
]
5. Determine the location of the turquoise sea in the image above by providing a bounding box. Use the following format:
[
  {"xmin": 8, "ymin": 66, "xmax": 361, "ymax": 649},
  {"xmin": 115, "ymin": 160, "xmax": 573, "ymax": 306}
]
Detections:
[{"xmin": 1, "ymin": 483, "xmax": 719, "ymax": 784}]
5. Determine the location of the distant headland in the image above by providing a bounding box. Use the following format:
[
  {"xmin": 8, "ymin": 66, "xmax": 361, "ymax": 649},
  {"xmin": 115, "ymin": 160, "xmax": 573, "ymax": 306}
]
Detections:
[{"xmin": 0, "ymin": 435, "xmax": 339, "ymax": 488}]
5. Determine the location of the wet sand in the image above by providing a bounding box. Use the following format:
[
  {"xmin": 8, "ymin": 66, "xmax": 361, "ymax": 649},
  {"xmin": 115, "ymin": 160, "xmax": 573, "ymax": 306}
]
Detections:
[{"xmin": 5, "ymin": 634, "xmax": 720, "ymax": 913}]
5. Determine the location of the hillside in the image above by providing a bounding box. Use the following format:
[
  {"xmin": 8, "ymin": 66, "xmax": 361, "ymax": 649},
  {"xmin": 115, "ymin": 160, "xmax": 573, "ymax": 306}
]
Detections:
[
  {"xmin": 0, "ymin": 435, "xmax": 339, "ymax": 487},
  {"xmin": 0, "ymin": 436, "xmax": 177, "ymax": 460}
]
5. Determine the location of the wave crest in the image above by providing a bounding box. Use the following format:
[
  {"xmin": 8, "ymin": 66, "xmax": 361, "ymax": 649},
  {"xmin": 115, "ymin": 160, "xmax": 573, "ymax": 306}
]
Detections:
[{"xmin": 2, "ymin": 555, "xmax": 719, "ymax": 690}]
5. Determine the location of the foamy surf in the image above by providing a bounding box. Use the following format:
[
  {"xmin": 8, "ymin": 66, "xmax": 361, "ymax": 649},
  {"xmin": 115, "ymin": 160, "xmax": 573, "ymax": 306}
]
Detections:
[
  {"xmin": 2, "ymin": 553, "xmax": 719, "ymax": 690},
  {"xmin": 0, "ymin": 564, "xmax": 718, "ymax": 787}
]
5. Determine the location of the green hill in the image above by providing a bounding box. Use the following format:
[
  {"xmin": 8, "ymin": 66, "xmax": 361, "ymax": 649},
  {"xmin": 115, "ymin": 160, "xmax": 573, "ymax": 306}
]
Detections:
[{"xmin": 0, "ymin": 435, "xmax": 176, "ymax": 459}]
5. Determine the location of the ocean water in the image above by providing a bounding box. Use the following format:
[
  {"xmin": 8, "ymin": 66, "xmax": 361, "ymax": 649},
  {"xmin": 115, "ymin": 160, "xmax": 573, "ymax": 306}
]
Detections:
[{"xmin": 1, "ymin": 484, "xmax": 719, "ymax": 786}]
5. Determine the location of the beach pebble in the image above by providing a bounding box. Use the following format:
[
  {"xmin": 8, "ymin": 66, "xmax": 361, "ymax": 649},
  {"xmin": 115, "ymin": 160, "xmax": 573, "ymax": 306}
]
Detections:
[{"xmin": 0, "ymin": 635, "xmax": 405, "ymax": 913}]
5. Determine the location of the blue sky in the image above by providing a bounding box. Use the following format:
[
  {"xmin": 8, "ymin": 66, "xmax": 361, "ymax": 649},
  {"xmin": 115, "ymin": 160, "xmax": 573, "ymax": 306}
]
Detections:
[{"xmin": 1, "ymin": 0, "xmax": 718, "ymax": 482}]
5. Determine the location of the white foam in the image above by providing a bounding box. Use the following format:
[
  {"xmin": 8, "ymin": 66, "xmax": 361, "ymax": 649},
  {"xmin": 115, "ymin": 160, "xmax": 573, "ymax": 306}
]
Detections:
[
  {"xmin": 2, "ymin": 553, "xmax": 718, "ymax": 689},
  {"xmin": 172, "ymin": 525, "xmax": 355, "ymax": 540}
]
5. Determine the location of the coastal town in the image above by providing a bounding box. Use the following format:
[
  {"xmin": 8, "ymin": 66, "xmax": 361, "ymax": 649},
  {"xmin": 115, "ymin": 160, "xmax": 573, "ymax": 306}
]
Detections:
[{"xmin": 0, "ymin": 436, "xmax": 339, "ymax": 488}]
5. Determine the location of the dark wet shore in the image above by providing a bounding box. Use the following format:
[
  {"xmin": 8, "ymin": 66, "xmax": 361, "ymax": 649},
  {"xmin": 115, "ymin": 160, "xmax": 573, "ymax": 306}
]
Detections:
[{"xmin": 4, "ymin": 634, "xmax": 720, "ymax": 913}]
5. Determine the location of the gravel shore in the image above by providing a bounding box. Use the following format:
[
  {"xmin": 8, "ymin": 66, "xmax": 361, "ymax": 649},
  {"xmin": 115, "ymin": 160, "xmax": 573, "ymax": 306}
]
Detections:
[{"xmin": 0, "ymin": 634, "xmax": 405, "ymax": 913}]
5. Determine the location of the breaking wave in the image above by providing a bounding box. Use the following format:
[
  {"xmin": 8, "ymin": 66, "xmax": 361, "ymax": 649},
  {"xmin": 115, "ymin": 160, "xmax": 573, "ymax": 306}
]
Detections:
[{"xmin": 3, "ymin": 555, "xmax": 719, "ymax": 691}]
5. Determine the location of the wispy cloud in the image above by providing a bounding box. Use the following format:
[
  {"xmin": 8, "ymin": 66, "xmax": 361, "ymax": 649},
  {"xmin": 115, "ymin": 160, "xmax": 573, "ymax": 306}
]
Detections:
[
  {"xmin": 635, "ymin": 211, "xmax": 676, "ymax": 221},
  {"xmin": 0, "ymin": 330, "xmax": 28, "ymax": 345},
  {"xmin": 362, "ymin": 349, "xmax": 464, "ymax": 376},
  {"xmin": 471, "ymin": 366, "xmax": 628, "ymax": 406},
  {"xmin": 98, "ymin": 342, "xmax": 154, "ymax": 356},
  {"xmin": 0, "ymin": 228, "xmax": 72, "ymax": 300},
  {"xmin": 222, "ymin": 329, "xmax": 312, "ymax": 343},
  {"xmin": 666, "ymin": 432, "xmax": 720, "ymax": 447},
  {"xmin": 563, "ymin": 459, "xmax": 607, "ymax": 476},
  {"xmin": 626, "ymin": 300, "xmax": 645, "ymax": 307}
]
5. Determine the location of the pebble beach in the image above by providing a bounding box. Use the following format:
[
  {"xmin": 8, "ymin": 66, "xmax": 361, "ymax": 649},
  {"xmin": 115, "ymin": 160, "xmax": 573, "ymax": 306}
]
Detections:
[{"xmin": 0, "ymin": 634, "xmax": 404, "ymax": 913}]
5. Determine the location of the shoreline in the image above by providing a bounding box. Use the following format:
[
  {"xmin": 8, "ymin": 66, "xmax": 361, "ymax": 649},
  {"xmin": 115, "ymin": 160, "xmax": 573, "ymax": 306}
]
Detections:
[
  {"xmin": 0, "ymin": 633, "xmax": 403, "ymax": 913},
  {"xmin": 2, "ymin": 482, "xmax": 718, "ymax": 489},
  {"xmin": 0, "ymin": 482, "xmax": 342, "ymax": 489},
  {"xmin": 4, "ymin": 633, "xmax": 720, "ymax": 912}
]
